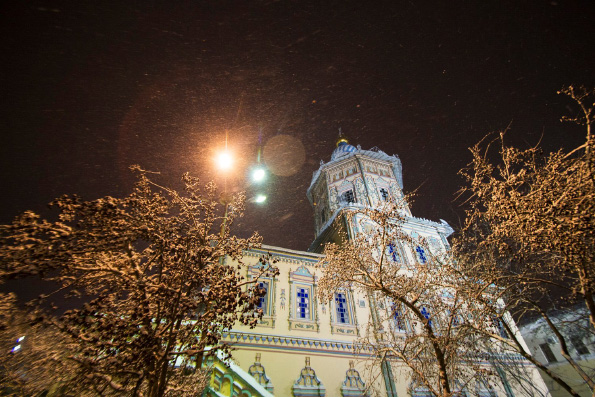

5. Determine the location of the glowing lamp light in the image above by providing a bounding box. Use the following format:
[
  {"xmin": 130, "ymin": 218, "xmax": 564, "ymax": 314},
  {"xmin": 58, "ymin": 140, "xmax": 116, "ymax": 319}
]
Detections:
[
  {"xmin": 252, "ymin": 167, "xmax": 266, "ymax": 182},
  {"xmin": 216, "ymin": 151, "xmax": 233, "ymax": 171},
  {"xmin": 255, "ymin": 194, "xmax": 267, "ymax": 204}
]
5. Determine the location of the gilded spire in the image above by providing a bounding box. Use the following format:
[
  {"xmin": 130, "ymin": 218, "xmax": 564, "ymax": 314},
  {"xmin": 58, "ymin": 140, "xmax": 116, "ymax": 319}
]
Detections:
[{"xmin": 336, "ymin": 127, "xmax": 349, "ymax": 147}]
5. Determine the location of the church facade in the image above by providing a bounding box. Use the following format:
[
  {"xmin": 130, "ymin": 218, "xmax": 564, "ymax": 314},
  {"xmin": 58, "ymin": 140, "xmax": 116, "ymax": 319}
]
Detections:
[{"xmin": 205, "ymin": 139, "xmax": 549, "ymax": 397}]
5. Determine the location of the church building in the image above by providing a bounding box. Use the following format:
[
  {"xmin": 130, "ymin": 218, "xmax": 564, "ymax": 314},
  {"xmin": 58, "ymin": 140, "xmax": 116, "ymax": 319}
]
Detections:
[{"xmin": 204, "ymin": 138, "xmax": 548, "ymax": 397}]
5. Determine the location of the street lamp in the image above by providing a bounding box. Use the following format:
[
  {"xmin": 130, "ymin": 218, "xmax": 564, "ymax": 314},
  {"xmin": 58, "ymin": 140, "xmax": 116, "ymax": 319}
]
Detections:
[
  {"xmin": 252, "ymin": 167, "xmax": 266, "ymax": 183},
  {"xmin": 215, "ymin": 150, "xmax": 233, "ymax": 171}
]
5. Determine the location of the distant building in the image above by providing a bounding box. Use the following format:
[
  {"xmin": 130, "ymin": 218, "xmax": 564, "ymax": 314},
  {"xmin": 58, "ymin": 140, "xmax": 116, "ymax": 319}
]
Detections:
[
  {"xmin": 519, "ymin": 308, "xmax": 595, "ymax": 397},
  {"xmin": 205, "ymin": 138, "xmax": 549, "ymax": 397}
]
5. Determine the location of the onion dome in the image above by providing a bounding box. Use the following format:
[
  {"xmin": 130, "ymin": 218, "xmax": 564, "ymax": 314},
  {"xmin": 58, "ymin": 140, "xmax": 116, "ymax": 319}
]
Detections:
[{"xmin": 331, "ymin": 135, "xmax": 357, "ymax": 160}]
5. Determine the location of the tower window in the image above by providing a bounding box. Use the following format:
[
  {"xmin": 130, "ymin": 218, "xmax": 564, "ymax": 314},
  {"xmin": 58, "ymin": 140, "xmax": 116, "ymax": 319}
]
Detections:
[
  {"xmin": 341, "ymin": 189, "xmax": 356, "ymax": 204},
  {"xmin": 379, "ymin": 188, "xmax": 389, "ymax": 201}
]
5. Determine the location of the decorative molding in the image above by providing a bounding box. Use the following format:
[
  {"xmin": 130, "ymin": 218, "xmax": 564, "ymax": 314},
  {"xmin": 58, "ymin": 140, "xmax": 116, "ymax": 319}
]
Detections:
[
  {"xmin": 293, "ymin": 357, "xmax": 326, "ymax": 397},
  {"xmin": 248, "ymin": 353, "xmax": 274, "ymax": 394},
  {"xmin": 290, "ymin": 319, "xmax": 320, "ymax": 332},
  {"xmin": 220, "ymin": 331, "xmax": 532, "ymax": 364},
  {"xmin": 256, "ymin": 316, "xmax": 275, "ymax": 328},
  {"xmin": 221, "ymin": 331, "xmax": 367, "ymax": 356},
  {"xmin": 341, "ymin": 361, "xmax": 368, "ymax": 397},
  {"xmin": 331, "ymin": 324, "xmax": 358, "ymax": 336}
]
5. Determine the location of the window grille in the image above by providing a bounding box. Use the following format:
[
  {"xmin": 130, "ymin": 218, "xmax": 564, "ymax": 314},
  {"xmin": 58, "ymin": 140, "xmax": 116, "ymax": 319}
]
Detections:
[{"xmin": 341, "ymin": 189, "xmax": 356, "ymax": 204}]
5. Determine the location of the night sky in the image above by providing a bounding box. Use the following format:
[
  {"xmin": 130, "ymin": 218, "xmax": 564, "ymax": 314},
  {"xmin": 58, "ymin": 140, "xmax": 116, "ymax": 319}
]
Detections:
[{"xmin": 1, "ymin": 1, "xmax": 594, "ymax": 251}]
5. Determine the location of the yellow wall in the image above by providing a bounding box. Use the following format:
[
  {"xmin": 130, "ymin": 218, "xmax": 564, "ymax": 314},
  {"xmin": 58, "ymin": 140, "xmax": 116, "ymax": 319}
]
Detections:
[{"xmin": 220, "ymin": 244, "xmax": 550, "ymax": 397}]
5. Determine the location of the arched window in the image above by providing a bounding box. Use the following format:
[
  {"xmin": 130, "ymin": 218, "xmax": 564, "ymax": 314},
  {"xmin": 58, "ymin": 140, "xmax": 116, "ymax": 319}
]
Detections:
[
  {"xmin": 289, "ymin": 265, "xmax": 319, "ymax": 331},
  {"xmin": 248, "ymin": 262, "xmax": 276, "ymax": 327}
]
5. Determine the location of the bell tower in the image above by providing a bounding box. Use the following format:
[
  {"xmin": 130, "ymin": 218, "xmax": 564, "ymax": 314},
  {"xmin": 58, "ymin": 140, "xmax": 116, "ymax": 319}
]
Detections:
[{"xmin": 307, "ymin": 135, "xmax": 413, "ymax": 252}]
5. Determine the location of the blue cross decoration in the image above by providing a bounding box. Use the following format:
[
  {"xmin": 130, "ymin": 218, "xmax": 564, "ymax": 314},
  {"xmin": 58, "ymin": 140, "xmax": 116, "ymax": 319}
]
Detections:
[
  {"xmin": 335, "ymin": 293, "xmax": 348, "ymax": 323},
  {"xmin": 297, "ymin": 288, "xmax": 309, "ymax": 319},
  {"xmin": 416, "ymin": 246, "xmax": 427, "ymax": 264}
]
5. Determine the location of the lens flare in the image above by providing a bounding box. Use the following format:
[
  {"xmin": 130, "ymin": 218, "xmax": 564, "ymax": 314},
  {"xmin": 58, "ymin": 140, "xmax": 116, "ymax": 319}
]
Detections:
[
  {"xmin": 216, "ymin": 151, "xmax": 233, "ymax": 171},
  {"xmin": 252, "ymin": 168, "xmax": 266, "ymax": 182}
]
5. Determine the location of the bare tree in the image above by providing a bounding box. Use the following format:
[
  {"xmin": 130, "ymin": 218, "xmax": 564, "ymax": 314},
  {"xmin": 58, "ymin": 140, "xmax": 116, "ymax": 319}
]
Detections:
[
  {"xmin": 316, "ymin": 202, "xmax": 514, "ymax": 397},
  {"xmin": 0, "ymin": 167, "xmax": 277, "ymax": 396},
  {"xmin": 453, "ymin": 86, "xmax": 595, "ymax": 396}
]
